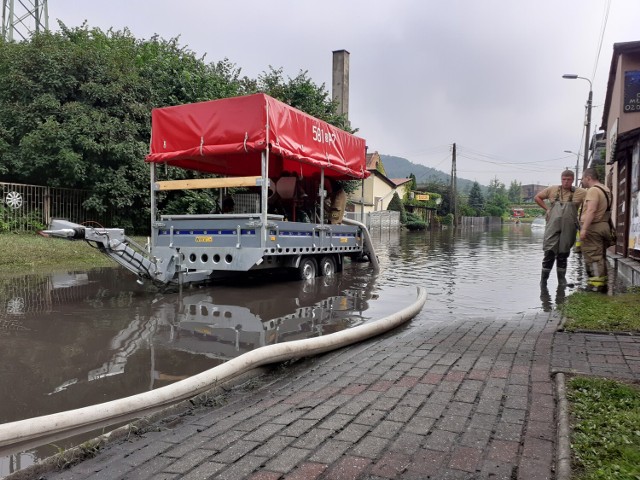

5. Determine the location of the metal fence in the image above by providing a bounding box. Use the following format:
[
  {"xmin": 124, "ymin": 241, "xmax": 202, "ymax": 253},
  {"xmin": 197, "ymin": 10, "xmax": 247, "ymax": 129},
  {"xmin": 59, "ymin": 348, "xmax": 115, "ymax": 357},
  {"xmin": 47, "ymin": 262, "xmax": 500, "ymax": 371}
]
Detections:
[
  {"xmin": 0, "ymin": 182, "xmax": 109, "ymax": 233},
  {"xmin": 459, "ymin": 216, "xmax": 503, "ymax": 227}
]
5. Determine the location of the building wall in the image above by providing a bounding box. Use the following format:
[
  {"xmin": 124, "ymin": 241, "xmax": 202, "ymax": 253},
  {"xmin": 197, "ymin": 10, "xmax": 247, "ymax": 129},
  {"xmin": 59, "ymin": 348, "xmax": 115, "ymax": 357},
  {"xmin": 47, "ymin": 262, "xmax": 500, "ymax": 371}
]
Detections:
[
  {"xmin": 605, "ymin": 55, "xmax": 640, "ymax": 175},
  {"xmin": 603, "ymin": 45, "xmax": 640, "ymax": 269},
  {"xmin": 521, "ymin": 184, "xmax": 546, "ymax": 202},
  {"xmin": 394, "ymin": 183, "xmax": 412, "ymax": 201},
  {"xmin": 603, "ymin": 54, "xmax": 640, "ymax": 221},
  {"xmin": 618, "ymin": 56, "xmax": 640, "ymax": 133},
  {"xmin": 371, "ymin": 176, "xmax": 396, "ymax": 211},
  {"xmin": 349, "ymin": 173, "xmax": 398, "ymax": 214}
]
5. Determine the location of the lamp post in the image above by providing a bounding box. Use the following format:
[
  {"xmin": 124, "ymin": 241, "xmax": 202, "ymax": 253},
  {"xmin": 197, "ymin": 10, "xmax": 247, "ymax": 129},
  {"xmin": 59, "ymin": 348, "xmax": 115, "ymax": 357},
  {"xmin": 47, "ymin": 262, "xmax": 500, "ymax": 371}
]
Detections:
[
  {"xmin": 563, "ymin": 150, "xmax": 581, "ymax": 186},
  {"xmin": 562, "ymin": 74, "xmax": 593, "ymax": 174}
]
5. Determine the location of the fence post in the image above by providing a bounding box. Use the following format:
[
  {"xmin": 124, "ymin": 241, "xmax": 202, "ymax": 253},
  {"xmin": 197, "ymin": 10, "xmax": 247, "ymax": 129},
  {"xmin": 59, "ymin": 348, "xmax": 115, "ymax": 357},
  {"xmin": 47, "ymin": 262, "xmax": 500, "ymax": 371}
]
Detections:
[{"xmin": 44, "ymin": 187, "xmax": 51, "ymax": 227}]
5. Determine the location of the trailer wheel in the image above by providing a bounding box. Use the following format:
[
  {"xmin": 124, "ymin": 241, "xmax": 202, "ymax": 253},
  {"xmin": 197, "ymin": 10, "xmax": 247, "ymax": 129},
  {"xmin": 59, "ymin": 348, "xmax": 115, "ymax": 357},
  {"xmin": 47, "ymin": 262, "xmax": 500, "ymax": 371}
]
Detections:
[
  {"xmin": 297, "ymin": 257, "xmax": 318, "ymax": 280},
  {"xmin": 319, "ymin": 255, "xmax": 336, "ymax": 276}
]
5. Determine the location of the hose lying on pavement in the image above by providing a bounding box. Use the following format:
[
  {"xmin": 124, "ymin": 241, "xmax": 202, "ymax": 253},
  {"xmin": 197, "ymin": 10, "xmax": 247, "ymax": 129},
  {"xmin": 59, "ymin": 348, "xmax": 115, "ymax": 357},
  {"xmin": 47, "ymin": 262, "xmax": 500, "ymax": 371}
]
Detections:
[{"xmin": 0, "ymin": 287, "xmax": 426, "ymax": 455}]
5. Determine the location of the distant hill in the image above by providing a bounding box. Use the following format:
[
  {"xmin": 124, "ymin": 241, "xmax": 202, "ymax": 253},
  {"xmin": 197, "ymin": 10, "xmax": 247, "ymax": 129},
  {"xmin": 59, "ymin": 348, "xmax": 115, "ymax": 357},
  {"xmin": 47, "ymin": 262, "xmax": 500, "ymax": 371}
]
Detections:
[{"xmin": 380, "ymin": 154, "xmax": 480, "ymax": 193}]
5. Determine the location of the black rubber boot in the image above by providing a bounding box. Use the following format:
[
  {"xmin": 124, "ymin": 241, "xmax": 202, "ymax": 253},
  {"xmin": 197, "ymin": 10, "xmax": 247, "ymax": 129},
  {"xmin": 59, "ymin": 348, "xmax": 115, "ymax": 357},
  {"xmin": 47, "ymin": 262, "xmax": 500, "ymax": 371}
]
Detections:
[
  {"xmin": 557, "ymin": 268, "xmax": 567, "ymax": 287},
  {"xmin": 540, "ymin": 268, "xmax": 551, "ymax": 286}
]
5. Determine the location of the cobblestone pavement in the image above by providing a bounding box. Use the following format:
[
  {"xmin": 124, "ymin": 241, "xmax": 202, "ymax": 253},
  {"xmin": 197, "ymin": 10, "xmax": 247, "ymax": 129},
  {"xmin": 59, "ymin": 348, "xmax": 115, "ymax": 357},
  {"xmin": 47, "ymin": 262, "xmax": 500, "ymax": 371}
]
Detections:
[
  {"xmin": 40, "ymin": 310, "xmax": 562, "ymax": 480},
  {"xmin": 552, "ymin": 331, "xmax": 640, "ymax": 380}
]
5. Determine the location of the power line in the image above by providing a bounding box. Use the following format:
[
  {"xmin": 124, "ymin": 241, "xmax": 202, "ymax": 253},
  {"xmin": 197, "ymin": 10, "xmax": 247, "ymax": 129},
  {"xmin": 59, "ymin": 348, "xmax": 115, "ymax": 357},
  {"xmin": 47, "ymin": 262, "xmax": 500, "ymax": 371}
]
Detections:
[{"xmin": 591, "ymin": 0, "xmax": 611, "ymax": 82}]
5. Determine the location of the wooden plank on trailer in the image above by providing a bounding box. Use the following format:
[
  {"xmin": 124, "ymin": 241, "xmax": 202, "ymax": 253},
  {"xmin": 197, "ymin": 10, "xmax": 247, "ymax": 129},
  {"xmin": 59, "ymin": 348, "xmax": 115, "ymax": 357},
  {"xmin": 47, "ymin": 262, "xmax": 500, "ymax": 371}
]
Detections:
[{"xmin": 154, "ymin": 176, "xmax": 261, "ymax": 191}]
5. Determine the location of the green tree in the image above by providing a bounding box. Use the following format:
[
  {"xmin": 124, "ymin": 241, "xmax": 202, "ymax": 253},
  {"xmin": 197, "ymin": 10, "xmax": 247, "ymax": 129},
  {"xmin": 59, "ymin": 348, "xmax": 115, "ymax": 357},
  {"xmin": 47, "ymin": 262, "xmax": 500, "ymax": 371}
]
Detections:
[
  {"xmin": 507, "ymin": 180, "xmax": 522, "ymax": 203},
  {"xmin": 408, "ymin": 173, "xmax": 417, "ymax": 191},
  {"xmin": 0, "ymin": 25, "xmax": 351, "ymax": 233},
  {"xmin": 255, "ymin": 67, "xmax": 350, "ymax": 131},
  {"xmin": 485, "ymin": 176, "xmax": 509, "ymax": 216},
  {"xmin": 467, "ymin": 181, "xmax": 484, "ymax": 216},
  {"xmin": 0, "ymin": 25, "xmax": 253, "ymax": 231},
  {"xmin": 387, "ymin": 192, "xmax": 407, "ymax": 223}
]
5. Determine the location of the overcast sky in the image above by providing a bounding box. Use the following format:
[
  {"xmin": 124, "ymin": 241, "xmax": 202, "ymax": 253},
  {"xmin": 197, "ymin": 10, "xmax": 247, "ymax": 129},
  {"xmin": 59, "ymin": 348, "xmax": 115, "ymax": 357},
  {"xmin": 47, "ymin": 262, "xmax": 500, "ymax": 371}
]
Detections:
[{"xmin": 48, "ymin": 0, "xmax": 639, "ymax": 186}]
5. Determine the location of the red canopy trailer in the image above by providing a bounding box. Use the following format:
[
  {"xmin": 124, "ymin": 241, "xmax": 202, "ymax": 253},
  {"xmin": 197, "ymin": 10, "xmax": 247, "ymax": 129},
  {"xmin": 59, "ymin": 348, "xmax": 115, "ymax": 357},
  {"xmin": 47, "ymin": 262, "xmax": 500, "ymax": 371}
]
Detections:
[
  {"xmin": 146, "ymin": 93, "xmax": 369, "ymax": 231},
  {"xmin": 44, "ymin": 94, "xmax": 376, "ymax": 287},
  {"xmin": 147, "ymin": 93, "xmax": 368, "ymax": 180}
]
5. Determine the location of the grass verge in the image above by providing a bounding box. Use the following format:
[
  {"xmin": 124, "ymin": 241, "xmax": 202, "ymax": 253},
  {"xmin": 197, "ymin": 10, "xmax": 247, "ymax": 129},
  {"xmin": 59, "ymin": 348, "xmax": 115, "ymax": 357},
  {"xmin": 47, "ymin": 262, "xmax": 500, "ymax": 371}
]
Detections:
[
  {"xmin": 561, "ymin": 290, "xmax": 640, "ymax": 332},
  {"xmin": 567, "ymin": 376, "xmax": 640, "ymax": 480},
  {"xmin": 0, "ymin": 233, "xmax": 145, "ymax": 276}
]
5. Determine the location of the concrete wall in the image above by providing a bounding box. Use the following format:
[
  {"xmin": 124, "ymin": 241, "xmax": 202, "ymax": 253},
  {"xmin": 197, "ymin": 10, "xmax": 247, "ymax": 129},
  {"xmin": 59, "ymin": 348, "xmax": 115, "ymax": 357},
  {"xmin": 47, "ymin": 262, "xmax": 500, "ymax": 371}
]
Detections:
[{"xmin": 344, "ymin": 210, "xmax": 400, "ymax": 231}]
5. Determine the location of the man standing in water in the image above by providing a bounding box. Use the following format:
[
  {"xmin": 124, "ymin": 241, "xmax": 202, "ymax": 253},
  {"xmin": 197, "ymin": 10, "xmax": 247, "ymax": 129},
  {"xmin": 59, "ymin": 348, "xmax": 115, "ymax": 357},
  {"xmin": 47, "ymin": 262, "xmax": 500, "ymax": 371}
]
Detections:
[
  {"xmin": 534, "ymin": 170, "xmax": 586, "ymax": 286},
  {"xmin": 579, "ymin": 168, "xmax": 614, "ymax": 290}
]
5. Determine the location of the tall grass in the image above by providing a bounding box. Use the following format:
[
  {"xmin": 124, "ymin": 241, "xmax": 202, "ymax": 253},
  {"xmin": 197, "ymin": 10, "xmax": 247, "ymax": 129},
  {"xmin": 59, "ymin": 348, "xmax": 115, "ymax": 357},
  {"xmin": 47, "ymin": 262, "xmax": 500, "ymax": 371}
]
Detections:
[{"xmin": 0, "ymin": 233, "xmax": 117, "ymax": 275}]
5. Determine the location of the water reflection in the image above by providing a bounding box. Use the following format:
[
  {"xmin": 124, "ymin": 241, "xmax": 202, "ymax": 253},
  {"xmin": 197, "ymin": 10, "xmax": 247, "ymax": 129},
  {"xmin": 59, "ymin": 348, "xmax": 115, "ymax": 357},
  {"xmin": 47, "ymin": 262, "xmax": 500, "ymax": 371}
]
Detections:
[
  {"xmin": 539, "ymin": 284, "xmax": 567, "ymax": 312},
  {"xmin": 153, "ymin": 277, "xmax": 371, "ymax": 363},
  {"xmin": 0, "ymin": 268, "xmax": 389, "ymax": 426}
]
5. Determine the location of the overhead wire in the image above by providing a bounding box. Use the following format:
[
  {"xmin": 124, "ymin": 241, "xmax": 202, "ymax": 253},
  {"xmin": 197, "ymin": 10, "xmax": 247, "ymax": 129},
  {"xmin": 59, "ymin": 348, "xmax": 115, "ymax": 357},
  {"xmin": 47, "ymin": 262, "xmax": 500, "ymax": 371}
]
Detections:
[
  {"xmin": 591, "ymin": 0, "xmax": 611, "ymax": 83},
  {"xmin": 456, "ymin": 3, "xmax": 613, "ymax": 180},
  {"xmin": 566, "ymin": 0, "xmax": 610, "ymax": 162}
]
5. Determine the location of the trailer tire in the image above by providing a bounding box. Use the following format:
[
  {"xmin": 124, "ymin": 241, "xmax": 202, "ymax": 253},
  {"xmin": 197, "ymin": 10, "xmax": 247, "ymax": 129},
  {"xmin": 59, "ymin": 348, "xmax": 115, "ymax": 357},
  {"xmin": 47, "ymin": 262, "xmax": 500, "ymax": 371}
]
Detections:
[
  {"xmin": 319, "ymin": 255, "xmax": 337, "ymax": 277},
  {"xmin": 297, "ymin": 257, "xmax": 317, "ymax": 280}
]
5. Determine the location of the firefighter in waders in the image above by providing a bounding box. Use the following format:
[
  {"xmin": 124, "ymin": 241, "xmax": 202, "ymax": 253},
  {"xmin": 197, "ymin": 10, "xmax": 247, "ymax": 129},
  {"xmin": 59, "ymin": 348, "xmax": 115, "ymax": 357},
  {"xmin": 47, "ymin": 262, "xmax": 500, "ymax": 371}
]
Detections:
[
  {"xmin": 579, "ymin": 168, "xmax": 613, "ymax": 291},
  {"xmin": 534, "ymin": 170, "xmax": 586, "ymax": 286}
]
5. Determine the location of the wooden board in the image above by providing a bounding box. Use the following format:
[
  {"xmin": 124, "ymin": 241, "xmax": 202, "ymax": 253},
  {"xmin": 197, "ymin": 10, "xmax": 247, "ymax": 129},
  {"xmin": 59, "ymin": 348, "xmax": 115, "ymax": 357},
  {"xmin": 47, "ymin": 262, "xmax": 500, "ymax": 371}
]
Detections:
[{"xmin": 154, "ymin": 176, "xmax": 261, "ymax": 191}]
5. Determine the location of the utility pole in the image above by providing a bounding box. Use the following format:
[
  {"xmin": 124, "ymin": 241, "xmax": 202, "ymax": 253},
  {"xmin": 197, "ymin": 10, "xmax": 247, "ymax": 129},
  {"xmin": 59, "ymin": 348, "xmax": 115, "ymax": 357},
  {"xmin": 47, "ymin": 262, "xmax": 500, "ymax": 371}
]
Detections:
[
  {"xmin": 2, "ymin": 0, "xmax": 49, "ymax": 42},
  {"xmin": 562, "ymin": 74, "xmax": 592, "ymax": 173},
  {"xmin": 583, "ymin": 89, "xmax": 592, "ymax": 172},
  {"xmin": 450, "ymin": 143, "xmax": 457, "ymax": 226}
]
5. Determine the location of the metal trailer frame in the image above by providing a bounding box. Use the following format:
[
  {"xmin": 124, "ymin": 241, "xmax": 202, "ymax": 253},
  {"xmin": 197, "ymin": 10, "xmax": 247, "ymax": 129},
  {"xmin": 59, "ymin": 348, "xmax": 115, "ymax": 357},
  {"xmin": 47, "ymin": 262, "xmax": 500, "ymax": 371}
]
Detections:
[
  {"xmin": 44, "ymin": 155, "xmax": 371, "ymax": 287},
  {"xmin": 144, "ymin": 146, "xmax": 367, "ymax": 285}
]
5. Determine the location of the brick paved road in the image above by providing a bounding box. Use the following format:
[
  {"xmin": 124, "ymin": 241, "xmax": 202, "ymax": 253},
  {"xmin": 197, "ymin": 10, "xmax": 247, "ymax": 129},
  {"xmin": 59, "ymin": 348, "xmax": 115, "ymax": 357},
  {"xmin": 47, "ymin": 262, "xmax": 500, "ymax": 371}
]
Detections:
[
  {"xmin": 552, "ymin": 331, "xmax": 640, "ymax": 380},
  {"xmin": 42, "ymin": 310, "xmax": 561, "ymax": 480}
]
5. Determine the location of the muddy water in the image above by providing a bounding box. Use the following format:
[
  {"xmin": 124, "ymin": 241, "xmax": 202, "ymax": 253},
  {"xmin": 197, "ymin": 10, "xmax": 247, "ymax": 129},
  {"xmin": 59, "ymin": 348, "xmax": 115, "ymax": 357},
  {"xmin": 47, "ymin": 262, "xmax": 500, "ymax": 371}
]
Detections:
[{"xmin": 0, "ymin": 223, "xmax": 618, "ymax": 475}]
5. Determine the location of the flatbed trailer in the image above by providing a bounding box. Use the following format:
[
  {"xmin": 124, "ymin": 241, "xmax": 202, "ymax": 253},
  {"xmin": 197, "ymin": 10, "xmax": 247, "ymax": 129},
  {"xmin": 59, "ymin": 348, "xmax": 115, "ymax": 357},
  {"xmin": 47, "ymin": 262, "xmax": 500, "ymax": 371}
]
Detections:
[{"xmin": 44, "ymin": 94, "xmax": 377, "ymax": 287}]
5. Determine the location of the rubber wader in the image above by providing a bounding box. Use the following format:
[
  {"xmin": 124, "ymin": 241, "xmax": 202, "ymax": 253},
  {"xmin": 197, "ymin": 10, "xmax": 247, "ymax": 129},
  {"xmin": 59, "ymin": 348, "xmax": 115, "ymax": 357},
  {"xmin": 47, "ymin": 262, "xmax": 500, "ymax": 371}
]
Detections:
[{"xmin": 541, "ymin": 200, "xmax": 578, "ymax": 286}]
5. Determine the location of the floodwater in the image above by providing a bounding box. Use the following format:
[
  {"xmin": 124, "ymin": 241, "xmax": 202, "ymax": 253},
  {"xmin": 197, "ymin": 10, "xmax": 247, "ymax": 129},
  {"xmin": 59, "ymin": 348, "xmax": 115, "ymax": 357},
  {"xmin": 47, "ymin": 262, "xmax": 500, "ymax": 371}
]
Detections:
[{"xmin": 0, "ymin": 223, "xmax": 622, "ymax": 475}]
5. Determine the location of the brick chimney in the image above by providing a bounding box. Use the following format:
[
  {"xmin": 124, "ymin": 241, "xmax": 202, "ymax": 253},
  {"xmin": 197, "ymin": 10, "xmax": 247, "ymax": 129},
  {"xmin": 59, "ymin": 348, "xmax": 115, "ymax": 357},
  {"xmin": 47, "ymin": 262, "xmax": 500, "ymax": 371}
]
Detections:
[{"xmin": 332, "ymin": 50, "xmax": 350, "ymax": 123}]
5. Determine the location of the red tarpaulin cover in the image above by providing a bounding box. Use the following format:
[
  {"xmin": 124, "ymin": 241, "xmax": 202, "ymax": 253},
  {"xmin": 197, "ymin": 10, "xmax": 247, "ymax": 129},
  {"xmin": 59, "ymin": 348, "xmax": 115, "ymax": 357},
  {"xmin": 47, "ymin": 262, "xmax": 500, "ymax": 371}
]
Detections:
[{"xmin": 146, "ymin": 93, "xmax": 368, "ymax": 180}]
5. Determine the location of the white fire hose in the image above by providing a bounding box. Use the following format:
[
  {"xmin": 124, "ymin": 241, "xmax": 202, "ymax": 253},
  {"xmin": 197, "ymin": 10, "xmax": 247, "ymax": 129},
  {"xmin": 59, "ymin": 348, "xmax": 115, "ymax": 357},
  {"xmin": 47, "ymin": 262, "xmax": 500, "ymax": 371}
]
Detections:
[
  {"xmin": 342, "ymin": 217, "xmax": 379, "ymax": 271},
  {"xmin": 0, "ymin": 287, "xmax": 426, "ymax": 454}
]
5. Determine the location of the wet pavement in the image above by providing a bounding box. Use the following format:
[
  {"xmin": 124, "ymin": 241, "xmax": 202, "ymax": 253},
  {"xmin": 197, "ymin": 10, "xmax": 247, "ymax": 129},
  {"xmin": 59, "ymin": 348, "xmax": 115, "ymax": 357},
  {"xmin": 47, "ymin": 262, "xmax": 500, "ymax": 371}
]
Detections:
[
  {"xmin": 26, "ymin": 311, "xmax": 640, "ymax": 480},
  {"xmin": 1, "ymin": 224, "xmax": 638, "ymax": 478}
]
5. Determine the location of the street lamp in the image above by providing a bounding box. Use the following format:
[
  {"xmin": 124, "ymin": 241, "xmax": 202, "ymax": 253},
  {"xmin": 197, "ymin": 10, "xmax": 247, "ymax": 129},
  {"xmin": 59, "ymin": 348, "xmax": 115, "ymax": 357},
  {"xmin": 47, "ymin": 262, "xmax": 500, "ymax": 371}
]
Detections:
[
  {"xmin": 562, "ymin": 74, "xmax": 593, "ymax": 173},
  {"xmin": 563, "ymin": 150, "xmax": 580, "ymax": 186}
]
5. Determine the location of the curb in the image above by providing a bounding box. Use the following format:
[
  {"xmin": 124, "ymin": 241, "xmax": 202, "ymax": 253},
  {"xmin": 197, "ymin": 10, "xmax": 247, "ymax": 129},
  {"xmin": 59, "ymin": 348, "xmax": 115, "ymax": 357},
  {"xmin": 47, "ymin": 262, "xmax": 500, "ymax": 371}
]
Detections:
[{"xmin": 554, "ymin": 372, "xmax": 572, "ymax": 480}]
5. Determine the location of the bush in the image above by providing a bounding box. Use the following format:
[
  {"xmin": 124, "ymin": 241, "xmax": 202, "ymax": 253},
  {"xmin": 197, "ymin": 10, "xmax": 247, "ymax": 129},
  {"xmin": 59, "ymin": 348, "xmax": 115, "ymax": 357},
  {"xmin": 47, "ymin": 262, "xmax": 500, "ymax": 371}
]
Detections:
[
  {"xmin": 387, "ymin": 192, "xmax": 407, "ymax": 223},
  {"xmin": 440, "ymin": 213, "xmax": 454, "ymax": 225},
  {"xmin": 405, "ymin": 221, "xmax": 427, "ymax": 231},
  {"xmin": 405, "ymin": 212, "xmax": 422, "ymax": 223},
  {"xmin": 0, "ymin": 206, "xmax": 46, "ymax": 232}
]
